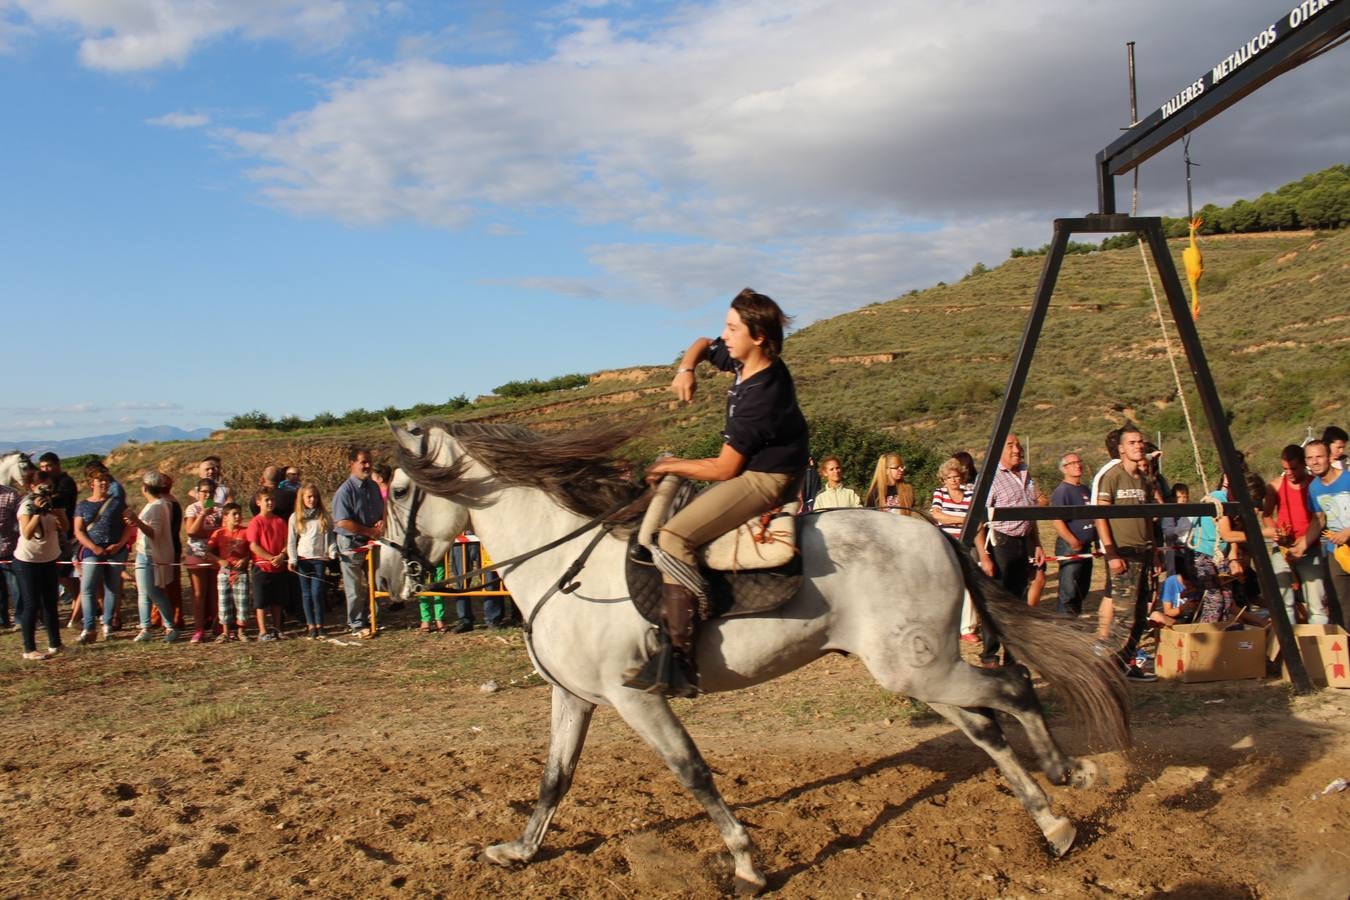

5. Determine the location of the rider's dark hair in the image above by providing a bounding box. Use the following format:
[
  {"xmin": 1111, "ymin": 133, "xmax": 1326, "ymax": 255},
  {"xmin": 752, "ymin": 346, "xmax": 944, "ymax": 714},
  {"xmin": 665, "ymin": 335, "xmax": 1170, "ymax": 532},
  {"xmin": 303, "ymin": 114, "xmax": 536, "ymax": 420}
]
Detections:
[{"xmin": 730, "ymin": 288, "xmax": 791, "ymax": 361}]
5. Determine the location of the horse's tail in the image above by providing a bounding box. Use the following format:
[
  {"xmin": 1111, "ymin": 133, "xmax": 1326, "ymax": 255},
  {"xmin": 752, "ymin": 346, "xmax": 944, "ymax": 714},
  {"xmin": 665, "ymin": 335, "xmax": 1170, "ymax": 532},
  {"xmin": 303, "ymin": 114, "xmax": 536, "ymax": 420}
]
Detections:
[{"xmin": 948, "ymin": 535, "xmax": 1131, "ymax": 751}]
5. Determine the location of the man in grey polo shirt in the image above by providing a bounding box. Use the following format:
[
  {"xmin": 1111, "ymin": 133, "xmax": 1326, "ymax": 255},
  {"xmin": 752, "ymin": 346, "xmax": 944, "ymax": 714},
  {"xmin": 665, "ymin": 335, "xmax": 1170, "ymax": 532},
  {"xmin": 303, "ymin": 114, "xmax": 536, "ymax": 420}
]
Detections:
[{"xmin": 332, "ymin": 447, "xmax": 385, "ymax": 637}]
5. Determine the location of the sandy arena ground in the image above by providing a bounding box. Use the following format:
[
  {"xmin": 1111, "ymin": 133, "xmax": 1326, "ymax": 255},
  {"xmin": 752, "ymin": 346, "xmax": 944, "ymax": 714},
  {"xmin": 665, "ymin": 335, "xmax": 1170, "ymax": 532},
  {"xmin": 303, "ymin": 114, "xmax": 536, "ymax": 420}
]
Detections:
[{"xmin": 1, "ymin": 621, "xmax": 1348, "ymax": 899}]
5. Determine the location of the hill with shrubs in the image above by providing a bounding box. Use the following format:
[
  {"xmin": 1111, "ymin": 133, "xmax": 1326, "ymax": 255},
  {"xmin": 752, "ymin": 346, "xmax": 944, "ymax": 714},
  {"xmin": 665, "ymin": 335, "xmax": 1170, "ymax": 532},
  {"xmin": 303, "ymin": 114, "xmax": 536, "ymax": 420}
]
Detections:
[{"xmin": 107, "ymin": 165, "xmax": 1349, "ymax": 502}]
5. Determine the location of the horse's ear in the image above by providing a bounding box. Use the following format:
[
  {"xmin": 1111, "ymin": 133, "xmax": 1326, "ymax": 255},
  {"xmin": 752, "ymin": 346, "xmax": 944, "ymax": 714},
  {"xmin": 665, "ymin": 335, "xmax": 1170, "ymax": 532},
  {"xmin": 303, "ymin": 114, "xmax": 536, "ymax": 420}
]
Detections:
[{"xmin": 387, "ymin": 420, "xmax": 424, "ymax": 458}]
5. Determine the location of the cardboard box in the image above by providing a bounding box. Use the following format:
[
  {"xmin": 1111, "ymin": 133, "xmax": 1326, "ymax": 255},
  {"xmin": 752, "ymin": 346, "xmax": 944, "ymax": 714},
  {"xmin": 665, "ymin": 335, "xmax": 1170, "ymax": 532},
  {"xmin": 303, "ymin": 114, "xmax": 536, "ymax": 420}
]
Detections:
[
  {"xmin": 1155, "ymin": 623, "xmax": 1268, "ymax": 683},
  {"xmin": 1267, "ymin": 624, "xmax": 1350, "ymax": 689}
]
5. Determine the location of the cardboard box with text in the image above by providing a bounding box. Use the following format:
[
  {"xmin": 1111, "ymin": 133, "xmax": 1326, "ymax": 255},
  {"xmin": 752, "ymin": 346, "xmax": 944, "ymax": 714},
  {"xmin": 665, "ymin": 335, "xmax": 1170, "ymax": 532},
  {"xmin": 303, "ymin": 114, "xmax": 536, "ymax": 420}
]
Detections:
[{"xmin": 1156, "ymin": 623, "xmax": 1267, "ymax": 683}]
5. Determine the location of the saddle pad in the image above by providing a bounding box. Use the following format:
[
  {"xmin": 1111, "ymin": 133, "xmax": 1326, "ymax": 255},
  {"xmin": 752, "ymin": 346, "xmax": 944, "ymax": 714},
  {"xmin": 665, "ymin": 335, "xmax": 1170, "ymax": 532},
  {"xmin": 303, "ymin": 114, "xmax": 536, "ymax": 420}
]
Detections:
[
  {"xmin": 627, "ymin": 531, "xmax": 802, "ymax": 626},
  {"xmin": 699, "ymin": 508, "xmax": 798, "ymax": 571},
  {"xmin": 638, "ymin": 474, "xmax": 800, "ymax": 573}
]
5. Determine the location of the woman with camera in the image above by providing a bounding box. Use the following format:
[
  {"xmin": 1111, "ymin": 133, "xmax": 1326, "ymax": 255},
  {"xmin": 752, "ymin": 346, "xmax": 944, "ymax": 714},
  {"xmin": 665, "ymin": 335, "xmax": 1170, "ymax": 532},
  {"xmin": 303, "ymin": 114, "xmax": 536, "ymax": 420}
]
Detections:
[{"xmin": 15, "ymin": 469, "xmax": 68, "ymax": 660}]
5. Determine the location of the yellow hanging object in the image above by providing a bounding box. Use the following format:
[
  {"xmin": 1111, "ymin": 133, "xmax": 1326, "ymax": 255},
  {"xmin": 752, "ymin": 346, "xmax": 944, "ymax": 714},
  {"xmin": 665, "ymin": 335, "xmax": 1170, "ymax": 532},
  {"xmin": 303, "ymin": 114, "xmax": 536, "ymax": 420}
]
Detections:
[{"xmin": 1182, "ymin": 217, "xmax": 1204, "ymax": 319}]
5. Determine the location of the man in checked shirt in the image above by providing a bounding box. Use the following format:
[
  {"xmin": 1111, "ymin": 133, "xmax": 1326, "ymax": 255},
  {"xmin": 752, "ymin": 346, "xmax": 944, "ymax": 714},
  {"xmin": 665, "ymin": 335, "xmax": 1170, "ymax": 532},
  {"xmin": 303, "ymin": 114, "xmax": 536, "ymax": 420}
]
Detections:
[{"xmin": 975, "ymin": 433, "xmax": 1044, "ymax": 668}]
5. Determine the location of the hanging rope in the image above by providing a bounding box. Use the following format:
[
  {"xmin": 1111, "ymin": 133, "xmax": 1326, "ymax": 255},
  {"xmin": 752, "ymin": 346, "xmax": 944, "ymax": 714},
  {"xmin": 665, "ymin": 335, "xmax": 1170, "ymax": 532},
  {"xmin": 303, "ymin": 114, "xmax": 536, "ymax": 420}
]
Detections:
[{"xmin": 1132, "ymin": 173, "xmax": 1211, "ymax": 496}]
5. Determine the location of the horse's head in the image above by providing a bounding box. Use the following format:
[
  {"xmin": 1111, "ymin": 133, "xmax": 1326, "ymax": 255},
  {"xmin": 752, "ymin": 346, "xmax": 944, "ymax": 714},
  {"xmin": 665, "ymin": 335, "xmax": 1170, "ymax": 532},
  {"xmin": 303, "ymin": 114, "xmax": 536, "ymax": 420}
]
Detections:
[
  {"xmin": 0, "ymin": 452, "xmax": 35, "ymax": 490},
  {"xmin": 378, "ymin": 466, "xmax": 470, "ymax": 602},
  {"xmin": 381, "ymin": 420, "xmax": 479, "ymax": 602}
]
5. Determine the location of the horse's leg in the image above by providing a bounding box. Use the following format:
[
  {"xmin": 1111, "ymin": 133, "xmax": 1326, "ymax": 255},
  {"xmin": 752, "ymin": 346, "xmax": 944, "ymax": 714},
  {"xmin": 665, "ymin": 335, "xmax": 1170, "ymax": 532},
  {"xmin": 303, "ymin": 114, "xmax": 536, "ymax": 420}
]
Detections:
[
  {"xmin": 917, "ymin": 664, "xmax": 1097, "ymax": 790},
  {"xmin": 982, "ymin": 666, "xmax": 1099, "ymax": 789},
  {"xmin": 611, "ymin": 692, "xmax": 765, "ymax": 895},
  {"xmin": 926, "ymin": 702, "xmax": 1077, "ymax": 857},
  {"xmin": 483, "ymin": 685, "xmax": 595, "ymax": 867}
]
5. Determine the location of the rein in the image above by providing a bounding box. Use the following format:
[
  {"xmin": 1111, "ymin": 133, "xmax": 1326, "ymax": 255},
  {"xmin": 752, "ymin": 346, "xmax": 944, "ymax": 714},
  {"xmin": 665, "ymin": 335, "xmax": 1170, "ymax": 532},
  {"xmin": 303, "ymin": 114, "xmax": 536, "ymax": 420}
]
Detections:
[{"xmin": 383, "ymin": 481, "xmax": 644, "ymax": 595}]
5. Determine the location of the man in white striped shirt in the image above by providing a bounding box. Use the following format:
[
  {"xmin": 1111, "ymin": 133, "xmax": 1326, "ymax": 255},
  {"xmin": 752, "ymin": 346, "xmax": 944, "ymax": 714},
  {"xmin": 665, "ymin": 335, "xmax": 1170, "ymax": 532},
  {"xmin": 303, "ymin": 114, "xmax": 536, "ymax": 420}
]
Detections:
[{"xmin": 975, "ymin": 434, "xmax": 1043, "ymax": 667}]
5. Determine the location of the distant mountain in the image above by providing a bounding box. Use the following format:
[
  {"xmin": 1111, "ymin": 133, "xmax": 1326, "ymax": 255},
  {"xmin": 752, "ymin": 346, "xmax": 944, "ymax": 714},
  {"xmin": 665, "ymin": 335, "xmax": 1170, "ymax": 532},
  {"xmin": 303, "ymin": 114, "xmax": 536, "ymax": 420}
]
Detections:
[{"xmin": 3, "ymin": 426, "xmax": 216, "ymax": 459}]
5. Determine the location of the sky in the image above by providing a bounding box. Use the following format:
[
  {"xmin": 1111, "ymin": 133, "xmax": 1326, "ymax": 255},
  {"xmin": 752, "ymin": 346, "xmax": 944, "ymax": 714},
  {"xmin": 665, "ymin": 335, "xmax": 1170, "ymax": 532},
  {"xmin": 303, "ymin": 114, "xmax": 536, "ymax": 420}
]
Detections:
[{"xmin": 2, "ymin": 0, "xmax": 1347, "ymax": 443}]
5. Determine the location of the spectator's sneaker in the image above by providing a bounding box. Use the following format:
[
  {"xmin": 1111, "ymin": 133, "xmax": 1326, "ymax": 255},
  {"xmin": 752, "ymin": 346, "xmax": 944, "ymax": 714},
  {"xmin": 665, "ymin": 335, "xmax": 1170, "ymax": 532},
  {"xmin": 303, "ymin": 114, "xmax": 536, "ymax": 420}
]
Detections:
[
  {"xmin": 452, "ymin": 622, "xmax": 474, "ymax": 634},
  {"xmin": 45, "ymin": 645, "xmax": 62, "ymax": 656},
  {"xmin": 133, "ymin": 630, "xmax": 153, "ymax": 643},
  {"xmin": 259, "ymin": 632, "xmax": 277, "ymax": 642},
  {"xmin": 21, "ymin": 650, "xmax": 48, "ymax": 661},
  {"xmin": 77, "ymin": 630, "xmax": 95, "ymax": 644},
  {"xmin": 100, "ymin": 627, "xmax": 113, "ymax": 642},
  {"xmin": 1125, "ymin": 666, "xmax": 1157, "ymax": 682},
  {"xmin": 163, "ymin": 629, "xmax": 180, "ymax": 644},
  {"xmin": 189, "ymin": 631, "xmax": 205, "ymax": 644},
  {"xmin": 213, "ymin": 633, "xmax": 229, "ymax": 644}
]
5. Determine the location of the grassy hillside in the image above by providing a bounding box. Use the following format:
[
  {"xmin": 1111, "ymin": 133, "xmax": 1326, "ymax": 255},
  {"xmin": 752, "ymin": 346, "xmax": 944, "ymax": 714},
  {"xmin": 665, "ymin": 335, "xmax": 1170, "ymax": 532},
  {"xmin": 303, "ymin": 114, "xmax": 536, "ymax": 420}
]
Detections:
[{"xmin": 107, "ymin": 229, "xmax": 1349, "ymax": 500}]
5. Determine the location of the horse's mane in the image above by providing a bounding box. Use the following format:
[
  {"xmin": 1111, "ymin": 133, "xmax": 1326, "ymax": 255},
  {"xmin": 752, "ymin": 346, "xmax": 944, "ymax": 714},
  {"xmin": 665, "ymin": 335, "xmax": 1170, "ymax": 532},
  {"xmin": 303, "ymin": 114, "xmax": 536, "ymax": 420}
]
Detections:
[{"xmin": 395, "ymin": 420, "xmax": 650, "ymax": 525}]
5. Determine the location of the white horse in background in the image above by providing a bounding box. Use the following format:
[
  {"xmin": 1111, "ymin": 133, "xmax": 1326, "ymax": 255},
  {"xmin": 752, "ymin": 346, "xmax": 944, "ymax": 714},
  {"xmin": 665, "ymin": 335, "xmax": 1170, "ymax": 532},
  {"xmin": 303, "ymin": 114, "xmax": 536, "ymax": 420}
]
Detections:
[
  {"xmin": 380, "ymin": 420, "xmax": 1128, "ymax": 894},
  {"xmin": 0, "ymin": 451, "xmax": 34, "ymax": 490}
]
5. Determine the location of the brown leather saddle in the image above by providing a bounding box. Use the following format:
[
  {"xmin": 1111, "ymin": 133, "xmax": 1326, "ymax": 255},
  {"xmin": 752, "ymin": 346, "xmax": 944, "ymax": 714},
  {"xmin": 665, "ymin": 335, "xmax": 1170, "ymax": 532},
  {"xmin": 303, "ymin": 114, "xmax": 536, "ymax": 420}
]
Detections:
[{"xmin": 625, "ymin": 477, "xmax": 803, "ymax": 626}]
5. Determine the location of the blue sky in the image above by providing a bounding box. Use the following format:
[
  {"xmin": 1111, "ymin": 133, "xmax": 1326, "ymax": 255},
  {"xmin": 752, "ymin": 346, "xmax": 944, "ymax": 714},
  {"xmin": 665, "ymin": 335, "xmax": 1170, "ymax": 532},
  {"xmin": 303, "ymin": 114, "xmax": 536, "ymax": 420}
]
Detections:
[{"xmin": 2, "ymin": 0, "xmax": 1346, "ymax": 442}]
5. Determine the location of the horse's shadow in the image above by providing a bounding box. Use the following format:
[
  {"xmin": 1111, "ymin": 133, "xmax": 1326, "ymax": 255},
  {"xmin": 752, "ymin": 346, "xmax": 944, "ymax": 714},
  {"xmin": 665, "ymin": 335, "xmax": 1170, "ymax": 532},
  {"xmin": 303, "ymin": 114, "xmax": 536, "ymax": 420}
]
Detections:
[{"xmin": 542, "ymin": 682, "xmax": 1338, "ymax": 893}]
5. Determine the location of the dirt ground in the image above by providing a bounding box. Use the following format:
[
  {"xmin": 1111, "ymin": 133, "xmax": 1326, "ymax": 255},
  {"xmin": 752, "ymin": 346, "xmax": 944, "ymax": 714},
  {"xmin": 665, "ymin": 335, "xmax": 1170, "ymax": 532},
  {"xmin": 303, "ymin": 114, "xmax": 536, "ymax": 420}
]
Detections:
[{"xmin": 1, "ymin": 616, "xmax": 1348, "ymax": 899}]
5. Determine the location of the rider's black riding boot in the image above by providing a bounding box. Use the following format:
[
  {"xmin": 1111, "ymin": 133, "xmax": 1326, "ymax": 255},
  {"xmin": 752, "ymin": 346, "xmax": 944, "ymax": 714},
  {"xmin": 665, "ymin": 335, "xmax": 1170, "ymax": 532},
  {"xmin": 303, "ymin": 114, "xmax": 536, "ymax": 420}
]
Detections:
[{"xmin": 622, "ymin": 583, "xmax": 700, "ymax": 698}]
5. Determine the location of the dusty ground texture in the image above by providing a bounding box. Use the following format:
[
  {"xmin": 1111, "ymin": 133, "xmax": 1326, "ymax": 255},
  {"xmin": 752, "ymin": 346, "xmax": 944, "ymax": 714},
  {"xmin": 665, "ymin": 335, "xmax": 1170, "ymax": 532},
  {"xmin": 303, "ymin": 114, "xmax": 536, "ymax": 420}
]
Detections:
[{"xmin": 1, "ymin": 617, "xmax": 1348, "ymax": 899}]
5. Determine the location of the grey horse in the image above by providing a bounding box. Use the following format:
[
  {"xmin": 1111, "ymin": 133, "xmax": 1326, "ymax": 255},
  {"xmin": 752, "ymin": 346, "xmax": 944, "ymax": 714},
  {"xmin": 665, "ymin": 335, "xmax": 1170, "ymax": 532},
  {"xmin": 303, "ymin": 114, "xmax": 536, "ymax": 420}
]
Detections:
[{"xmin": 381, "ymin": 420, "xmax": 1128, "ymax": 893}]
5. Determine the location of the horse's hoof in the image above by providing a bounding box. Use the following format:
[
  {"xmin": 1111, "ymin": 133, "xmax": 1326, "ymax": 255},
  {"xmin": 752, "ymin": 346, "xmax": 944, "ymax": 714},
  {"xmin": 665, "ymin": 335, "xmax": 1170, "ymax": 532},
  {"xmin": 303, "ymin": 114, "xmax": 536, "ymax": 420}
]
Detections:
[
  {"xmin": 482, "ymin": 841, "xmax": 530, "ymax": 868},
  {"xmin": 734, "ymin": 871, "xmax": 767, "ymax": 896},
  {"xmin": 1044, "ymin": 819, "xmax": 1077, "ymax": 858},
  {"xmin": 1069, "ymin": 758, "xmax": 1099, "ymax": 790}
]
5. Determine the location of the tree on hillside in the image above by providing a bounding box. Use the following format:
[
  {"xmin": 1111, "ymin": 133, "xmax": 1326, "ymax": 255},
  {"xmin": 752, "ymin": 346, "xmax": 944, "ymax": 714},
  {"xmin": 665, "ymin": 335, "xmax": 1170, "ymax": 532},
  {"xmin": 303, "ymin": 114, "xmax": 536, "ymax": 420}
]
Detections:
[
  {"xmin": 1254, "ymin": 193, "xmax": 1296, "ymax": 230},
  {"xmin": 1221, "ymin": 198, "xmax": 1260, "ymax": 233},
  {"xmin": 225, "ymin": 409, "xmax": 273, "ymax": 430},
  {"xmin": 1296, "ymin": 184, "xmax": 1349, "ymax": 229}
]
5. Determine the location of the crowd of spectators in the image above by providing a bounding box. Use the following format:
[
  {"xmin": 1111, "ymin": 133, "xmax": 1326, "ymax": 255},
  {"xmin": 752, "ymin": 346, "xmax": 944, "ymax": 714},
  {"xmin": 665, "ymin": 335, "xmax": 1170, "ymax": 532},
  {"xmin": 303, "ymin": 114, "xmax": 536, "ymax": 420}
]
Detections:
[
  {"xmin": 800, "ymin": 423, "xmax": 1350, "ymax": 680},
  {"xmin": 0, "ymin": 448, "xmax": 512, "ymax": 660},
  {"xmin": 2, "ymin": 422, "xmax": 1346, "ymax": 675}
]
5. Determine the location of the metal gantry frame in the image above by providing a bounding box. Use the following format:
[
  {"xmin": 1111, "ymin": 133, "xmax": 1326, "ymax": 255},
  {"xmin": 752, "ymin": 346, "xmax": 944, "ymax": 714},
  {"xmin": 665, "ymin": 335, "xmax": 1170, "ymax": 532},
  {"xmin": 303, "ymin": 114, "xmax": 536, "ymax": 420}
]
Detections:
[
  {"xmin": 958, "ymin": 215, "xmax": 1316, "ymax": 693},
  {"xmin": 959, "ymin": 3, "xmax": 1349, "ymax": 694},
  {"xmin": 1096, "ymin": 1, "xmax": 1348, "ymax": 214}
]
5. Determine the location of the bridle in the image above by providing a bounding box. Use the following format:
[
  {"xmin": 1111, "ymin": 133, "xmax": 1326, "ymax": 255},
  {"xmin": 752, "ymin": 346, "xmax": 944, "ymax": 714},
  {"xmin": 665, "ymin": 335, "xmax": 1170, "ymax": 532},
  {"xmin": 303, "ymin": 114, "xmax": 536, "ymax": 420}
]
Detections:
[{"xmin": 378, "ymin": 480, "xmax": 441, "ymax": 594}]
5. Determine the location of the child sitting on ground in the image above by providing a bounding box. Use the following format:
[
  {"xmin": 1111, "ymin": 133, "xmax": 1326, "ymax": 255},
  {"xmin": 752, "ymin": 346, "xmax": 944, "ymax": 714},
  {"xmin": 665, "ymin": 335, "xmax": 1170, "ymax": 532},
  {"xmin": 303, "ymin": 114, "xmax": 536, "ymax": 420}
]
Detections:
[
  {"xmin": 1151, "ymin": 568, "xmax": 1200, "ymax": 628},
  {"xmin": 246, "ymin": 488, "xmax": 289, "ymax": 641},
  {"xmin": 207, "ymin": 503, "xmax": 251, "ymax": 641}
]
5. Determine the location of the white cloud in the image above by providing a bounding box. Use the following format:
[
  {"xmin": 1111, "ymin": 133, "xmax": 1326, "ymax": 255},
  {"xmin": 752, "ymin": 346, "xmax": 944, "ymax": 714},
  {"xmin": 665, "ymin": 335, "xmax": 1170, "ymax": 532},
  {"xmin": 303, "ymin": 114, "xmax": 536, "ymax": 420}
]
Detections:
[
  {"xmin": 3, "ymin": 400, "xmax": 182, "ymax": 415},
  {"xmin": 4, "ymin": 418, "xmax": 57, "ymax": 430},
  {"xmin": 146, "ymin": 110, "xmax": 210, "ymax": 129},
  {"xmin": 8, "ymin": 0, "xmax": 370, "ymax": 71},
  {"xmin": 209, "ymin": 1, "xmax": 1349, "ymax": 318},
  {"xmin": 113, "ymin": 401, "xmax": 182, "ymax": 411}
]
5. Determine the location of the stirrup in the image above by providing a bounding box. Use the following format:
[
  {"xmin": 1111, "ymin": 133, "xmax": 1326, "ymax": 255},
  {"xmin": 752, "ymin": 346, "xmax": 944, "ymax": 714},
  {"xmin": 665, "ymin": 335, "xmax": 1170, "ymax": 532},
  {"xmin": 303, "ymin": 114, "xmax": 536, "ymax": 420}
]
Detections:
[{"xmin": 622, "ymin": 640, "xmax": 699, "ymax": 699}]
